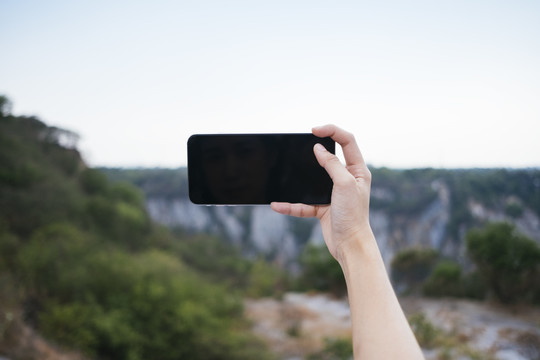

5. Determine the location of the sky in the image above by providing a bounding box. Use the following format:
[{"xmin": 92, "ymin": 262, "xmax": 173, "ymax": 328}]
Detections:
[{"xmin": 1, "ymin": 0, "xmax": 539, "ymax": 169}]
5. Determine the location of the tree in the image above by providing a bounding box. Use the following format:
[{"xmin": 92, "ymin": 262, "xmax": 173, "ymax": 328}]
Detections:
[
  {"xmin": 391, "ymin": 247, "xmax": 439, "ymax": 294},
  {"xmin": 466, "ymin": 222, "xmax": 540, "ymax": 303},
  {"xmin": 422, "ymin": 261, "xmax": 463, "ymax": 298},
  {"xmin": 298, "ymin": 244, "xmax": 346, "ymax": 296},
  {"xmin": 0, "ymin": 95, "xmax": 12, "ymax": 117}
]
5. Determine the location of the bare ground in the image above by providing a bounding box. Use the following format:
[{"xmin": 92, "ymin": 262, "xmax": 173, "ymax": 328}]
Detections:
[{"xmin": 245, "ymin": 293, "xmax": 540, "ymax": 360}]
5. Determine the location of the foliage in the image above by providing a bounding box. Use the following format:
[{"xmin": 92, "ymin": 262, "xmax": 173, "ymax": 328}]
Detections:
[
  {"xmin": 245, "ymin": 258, "xmax": 288, "ymax": 298},
  {"xmin": 0, "ymin": 113, "xmax": 84, "ymax": 237},
  {"xmin": 30, "ymin": 247, "xmax": 268, "ymax": 360},
  {"xmin": 100, "ymin": 167, "xmax": 190, "ymax": 199},
  {"xmin": 159, "ymin": 231, "xmax": 289, "ymax": 298},
  {"xmin": 422, "ymin": 261, "xmax": 488, "ymax": 300},
  {"xmin": 408, "ymin": 312, "xmax": 495, "ymax": 359},
  {"xmin": 422, "ymin": 261, "xmax": 463, "ymax": 298},
  {"xmin": 369, "ymin": 168, "xmax": 439, "ymax": 215},
  {"xmin": 0, "ymin": 97, "xmax": 275, "ymax": 360},
  {"xmin": 306, "ymin": 337, "xmax": 353, "ymax": 360},
  {"xmin": 408, "ymin": 313, "xmax": 442, "ymax": 349},
  {"xmin": 297, "ymin": 244, "xmax": 346, "ymax": 296},
  {"xmin": 169, "ymin": 233, "xmax": 251, "ymax": 286},
  {"xmin": 466, "ymin": 222, "xmax": 540, "ymax": 303},
  {"xmin": 370, "ymin": 167, "xmax": 540, "ymax": 243},
  {"xmin": 0, "ymin": 95, "xmax": 12, "ymax": 116},
  {"xmin": 80, "ymin": 168, "xmax": 109, "ymax": 195},
  {"xmin": 392, "ymin": 222, "xmax": 540, "ymax": 303},
  {"xmin": 391, "ymin": 247, "xmax": 439, "ymax": 294},
  {"xmin": 505, "ymin": 201, "xmax": 524, "ymax": 218}
]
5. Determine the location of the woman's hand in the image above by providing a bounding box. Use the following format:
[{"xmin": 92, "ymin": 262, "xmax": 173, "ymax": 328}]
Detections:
[
  {"xmin": 271, "ymin": 124, "xmax": 424, "ymax": 359},
  {"xmin": 271, "ymin": 124, "xmax": 373, "ymax": 265}
]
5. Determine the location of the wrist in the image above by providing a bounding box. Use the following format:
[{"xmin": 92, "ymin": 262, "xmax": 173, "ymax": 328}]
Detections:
[{"xmin": 336, "ymin": 227, "xmax": 381, "ymax": 269}]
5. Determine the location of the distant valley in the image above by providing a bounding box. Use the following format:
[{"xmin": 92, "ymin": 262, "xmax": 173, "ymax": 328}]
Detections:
[{"xmin": 102, "ymin": 167, "xmax": 540, "ymax": 269}]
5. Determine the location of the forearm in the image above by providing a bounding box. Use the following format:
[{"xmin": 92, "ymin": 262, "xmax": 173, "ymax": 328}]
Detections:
[{"xmin": 339, "ymin": 231, "xmax": 424, "ymax": 359}]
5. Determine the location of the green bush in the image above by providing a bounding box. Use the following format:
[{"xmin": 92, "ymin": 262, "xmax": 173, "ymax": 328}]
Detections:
[
  {"xmin": 1, "ymin": 100, "xmax": 275, "ymax": 360},
  {"xmin": 466, "ymin": 222, "xmax": 540, "ymax": 303},
  {"xmin": 307, "ymin": 337, "xmax": 353, "ymax": 360},
  {"xmin": 297, "ymin": 244, "xmax": 346, "ymax": 296},
  {"xmin": 80, "ymin": 168, "xmax": 109, "ymax": 195},
  {"xmin": 408, "ymin": 313, "xmax": 442, "ymax": 349},
  {"xmin": 505, "ymin": 201, "xmax": 524, "ymax": 218},
  {"xmin": 245, "ymin": 258, "xmax": 288, "ymax": 298},
  {"xmin": 423, "ymin": 261, "xmax": 463, "ymax": 297},
  {"xmin": 460, "ymin": 271, "xmax": 487, "ymax": 300},
  {"xmin": 17, "ymin": 223, "xmax": 91, "ymax": 301},
  {"xmin": 110, "ymin": 182, "xmax": 145, "ymax": 207},
  {"xmin": 391, "ymin": 247, "xmax": 439, "ymax": 294},
  {"xmin": 172, "ymin": 233, "xmax": 252, "ymax": 289},
  {"xmin": 33, "ymin": 248, "xmax": 271, "ymax": 360},
  {"xmin": 0, "ymin": 228, "xmax": 21, "ymax": 271},
  {"xmin": 85, "ymin": 195, "xmax": 149, "ymax": 249}
]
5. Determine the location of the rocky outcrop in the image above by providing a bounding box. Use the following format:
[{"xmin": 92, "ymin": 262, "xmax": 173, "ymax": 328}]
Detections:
[
  {"xmin": 145, "ymin": 176, "xmax": 540, "ymax": 270},
  {"xmin": 99, "ymin": 167, "xmax": 539, "ymax": 270}
]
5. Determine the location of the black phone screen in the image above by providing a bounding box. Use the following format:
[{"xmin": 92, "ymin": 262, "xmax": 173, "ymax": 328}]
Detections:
[{"xmin": 187, "ymin": 133, "xmax": 335, "ymax": 205}]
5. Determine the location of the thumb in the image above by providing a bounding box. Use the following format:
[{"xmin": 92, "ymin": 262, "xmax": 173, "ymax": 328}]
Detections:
[{"xmin": 313, "ymin": 143, "xmax": 352, "ymax": 184}]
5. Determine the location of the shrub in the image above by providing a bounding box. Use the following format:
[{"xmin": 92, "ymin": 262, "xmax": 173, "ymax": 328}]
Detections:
[
  {"xmin": 80, "ymin": 168, "xmax": 109, "ymax": 195},
  {"xmin": 423, "ymin": 261, "xmax": 463, "ymax": 298},
  {"xmin": 36, "ymin": 249, "xmax": 272, "ymax": 360},
  {"xmin": 391, "ymin": 247, "xmax": 439, "ymax": 294},
  {"xmin": 307, "ymin": 337, "xmax": 353, "ymax": 360},
  {"xmin": 408, "ymin": 313, "xmax": 441, "ymax": 349},
  {"xmin": 298, "ymin": 244, "xmax": 346, "ymax": 296},
  {"xmin": 245, "ymin": 258, "xmax": 287, "ymax": 298},
  {"xmin": 17, "ymin": 223, "xmax": 90, "ymax": 301},
  {"xmin": 466, "ymin": 222, "xmax": 540, "ymax": 303}
]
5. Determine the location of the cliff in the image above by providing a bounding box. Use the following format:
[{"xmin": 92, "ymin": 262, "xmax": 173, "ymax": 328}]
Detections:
[{"xmin": 102, "ymin": 167, "xmax": 540, "ymax": 269}]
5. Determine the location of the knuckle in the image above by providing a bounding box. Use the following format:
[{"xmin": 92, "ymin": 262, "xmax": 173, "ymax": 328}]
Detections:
[
  {"xmin": 324, "ymin": 154, "xmax": 341, "ymax": 167},
  {"xmin": 343, "ymin": 129, "xmax": 354, "ymax": 140},
  {"xmin": 341, "ymin": 129, "xmax": 355, "ymax": 144},
  {"xmin": 364, "ymin": 168, "xmax": 372, "ymax": 182},
  {"xmin": 335, "ymin": 174, "xmax": 357, "ymax": 188}
]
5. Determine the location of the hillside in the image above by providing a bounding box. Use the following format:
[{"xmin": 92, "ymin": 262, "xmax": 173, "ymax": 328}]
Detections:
[
  {"xmin": 102, "ymin": 165, "xmax": 540, "ymax": 269},
  {"xmin": 0, "ymin": 97, "xmax": 276, "ymax": 360},
  {"xmin": 3, "ymin": 93, "xmax": 540, "ymax": 359}
]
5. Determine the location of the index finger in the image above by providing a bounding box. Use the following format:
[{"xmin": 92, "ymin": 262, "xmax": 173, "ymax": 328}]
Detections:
[{"xmin": 312, "ymin": 124, "xmax": 366, "ymax": 167}]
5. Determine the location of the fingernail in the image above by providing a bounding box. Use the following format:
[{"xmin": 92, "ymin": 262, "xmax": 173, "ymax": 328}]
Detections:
[{"xmin": 314, "ymin": 143, "xmax": 326, "ymax": 152}]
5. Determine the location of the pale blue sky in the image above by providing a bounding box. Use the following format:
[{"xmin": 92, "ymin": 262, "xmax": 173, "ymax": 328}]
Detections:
[{"xmin": 1, "ymin": 0, "xmax": 539, "ymax": 168}]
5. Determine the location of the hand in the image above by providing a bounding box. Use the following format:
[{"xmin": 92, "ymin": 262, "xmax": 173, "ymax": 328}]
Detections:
[
  {"xmin": 273, "ymin": 125, "xmax": 424, "ymax": 359},
  {"xmin": 271, "ymin": 124, "xmax": 373, "ymax": 264}
]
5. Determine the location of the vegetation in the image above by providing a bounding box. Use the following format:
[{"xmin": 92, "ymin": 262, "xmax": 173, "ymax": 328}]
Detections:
[
  {"xmin": 392, "ymin": 222, "xmax": 540, "ymax": 304},
  {"xmin": 296, "ymin": 244, "xmax": 346, "ymax": 297},
  {"xmin": 0, "ymin": 97, "xmax": 276, "ymax": 359},
  {"xmin": 422, "ymin": 261, "xmax": 465, "ymax": 298},
  {"xmin": 408, "ymin": 313, "xmax": 493, "ymax": 359},
  {"xmin": 369, "ymin": 167, "xmax": 540, "ymax": 241},
  {"xmin": 466, "ymin": 222, "xmax": 540, "ymax": 303},
  {"xmin": 391, "ymin": 247, "xmax": 439, "ymax": 294},
  {"xmin": 3, "ymin": 93, "xmax": 540, "ymax": 359},
  {"xmin": 101, "ymin": 167, "xmax": 189, "ymax": 199},
  {"xmin": 306, "ymin": 337, "xmax": 353, "ymax": 360}
]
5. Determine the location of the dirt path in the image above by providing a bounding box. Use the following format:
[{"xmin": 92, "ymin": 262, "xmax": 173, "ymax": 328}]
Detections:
[
  {"xmin": 245, "ymin": 293, "xmax": 540, "ymax": 360},
  {"xmin": 245, "ymin": 293, "xmax": 352, "ymax": 359}
]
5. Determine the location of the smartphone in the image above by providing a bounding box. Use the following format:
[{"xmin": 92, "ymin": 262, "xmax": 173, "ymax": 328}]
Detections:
[{"xmin": 188, "ymin": 133, "xmax": 335, "ymax": 205}]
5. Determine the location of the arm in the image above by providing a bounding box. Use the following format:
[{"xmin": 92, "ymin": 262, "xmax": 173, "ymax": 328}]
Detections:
[{"xmin": 271, "ymin": 124, "xmax": 424, "ymax": 359}]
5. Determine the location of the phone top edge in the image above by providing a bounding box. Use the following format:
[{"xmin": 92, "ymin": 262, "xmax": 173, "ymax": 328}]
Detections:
[
  {"xmin": 189, "ymin": 203, "xmax": 331, "ymax": 206},
  {"xmin": 188, "ymin": 132, "xmax": 316, "ymax": 136}
]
